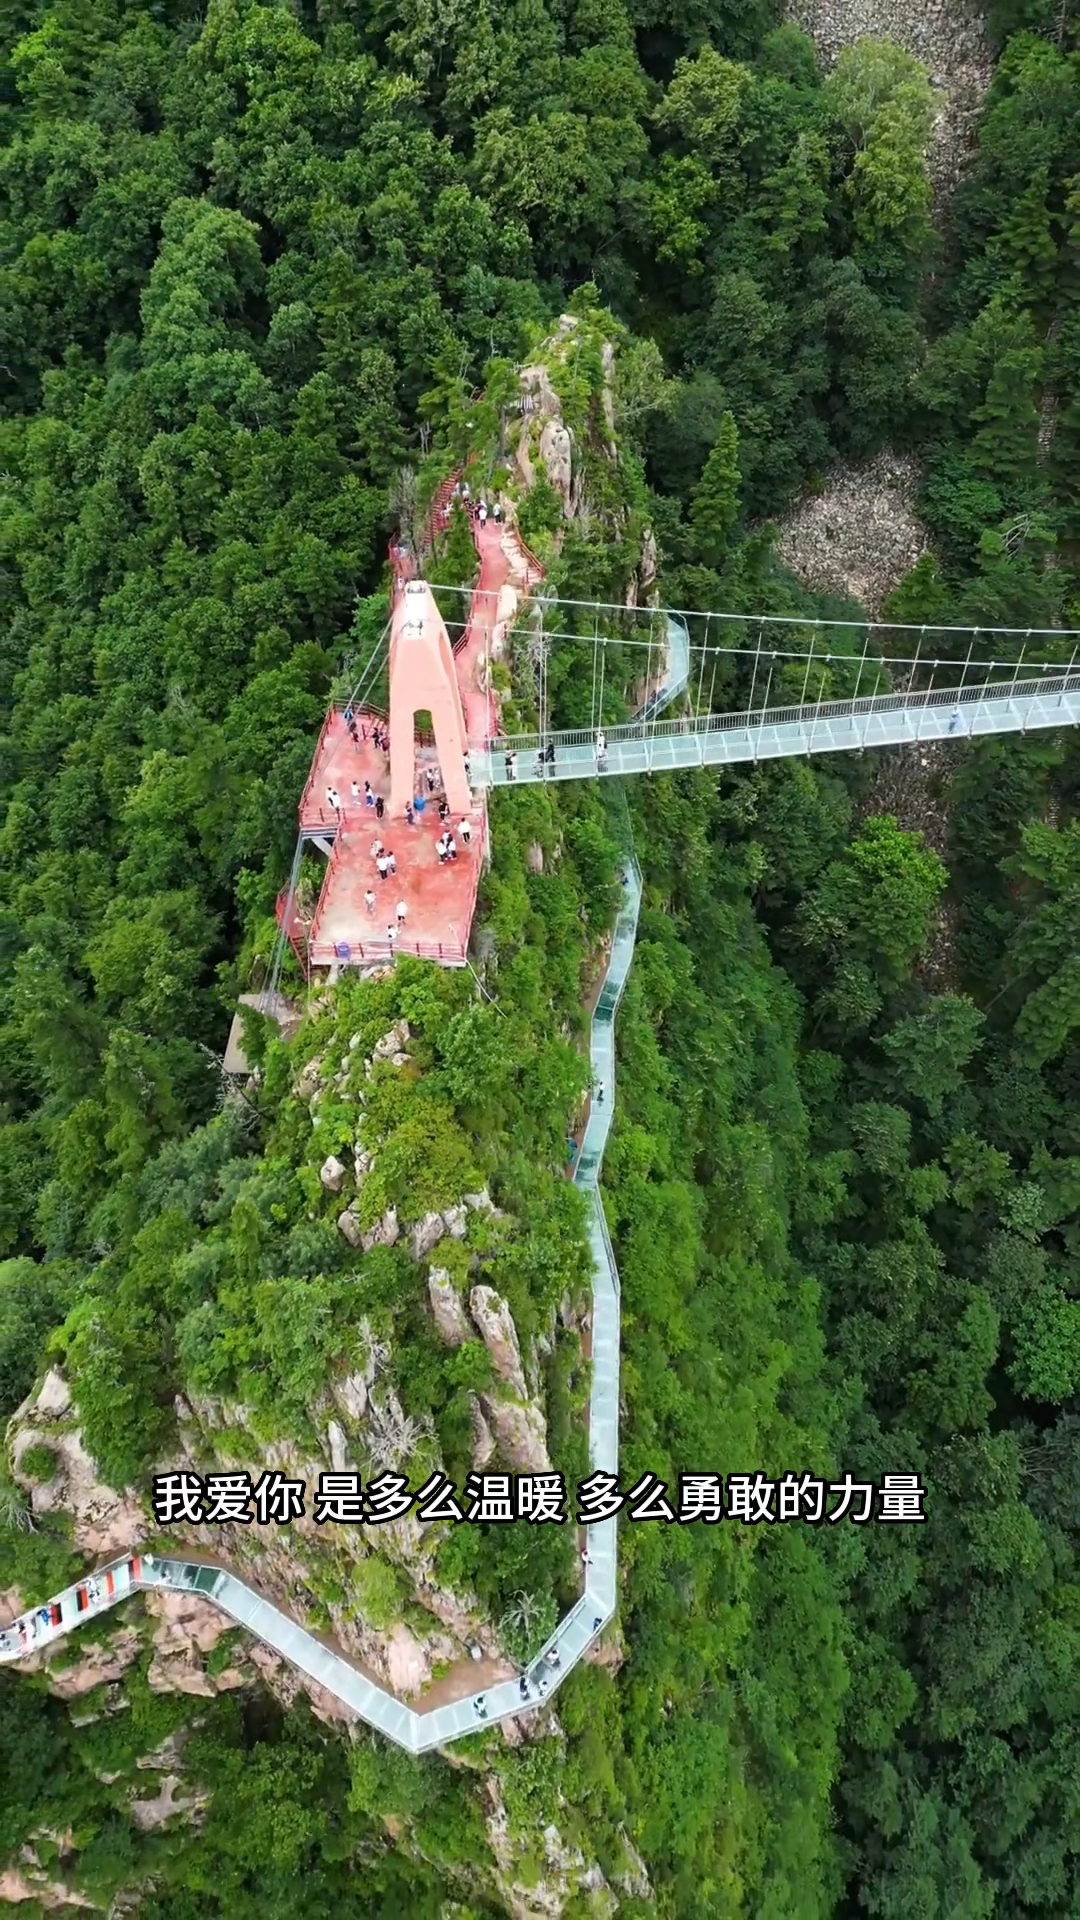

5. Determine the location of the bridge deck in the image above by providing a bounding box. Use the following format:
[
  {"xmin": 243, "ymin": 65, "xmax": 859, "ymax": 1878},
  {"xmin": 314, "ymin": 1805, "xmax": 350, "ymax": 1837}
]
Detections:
[{"xmin": 471, "ymin": 677, "xmax": 1080, "ymax": 786}]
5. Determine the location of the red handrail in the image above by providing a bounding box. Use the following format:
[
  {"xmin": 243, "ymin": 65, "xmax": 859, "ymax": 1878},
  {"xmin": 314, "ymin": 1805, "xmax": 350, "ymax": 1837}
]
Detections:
[
  {"xmin": 307, "ymin": 936, "xmax": 468, "ymax": 965},
  {"xmin": 298, "ymin": 704, "xmax": 339, "ymax": 819},
  {"xmin": 506, "ymin": 522, "xmax": 544, "ymax": 585},
  {"xmin": 275, "ymin": 889, "xmax": 311, "ymax": 975}
]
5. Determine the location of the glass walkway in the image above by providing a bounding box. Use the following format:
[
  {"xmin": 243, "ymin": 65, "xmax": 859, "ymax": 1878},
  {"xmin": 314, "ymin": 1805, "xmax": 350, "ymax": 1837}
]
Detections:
[{"xmin": 473, "ymin": 667, "xmax": 1080, "ymax": 789}]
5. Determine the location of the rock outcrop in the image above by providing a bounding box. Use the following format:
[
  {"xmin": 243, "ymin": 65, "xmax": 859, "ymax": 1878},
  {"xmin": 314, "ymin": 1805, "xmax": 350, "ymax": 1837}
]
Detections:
[
  {"xmin": 0, "ymin": 1867, "xmax": 96, "ymax": 1911},
  {"xmin": 129, "ymin": 1774, "xmax": 210, "ymax": 1833},
  {"xmin": 469, "ymin": 1287, "xmax": 528, "ymax": 1399},
  {"xmin": 479, "ymin": 1395, "xmax": 551, "ymax": 1474},
  {"xmin": 319, "ymin": 1154, "xmax": 346, "ymax": 1192},
  {"xmin": 429, "ymin": 1267, "xmax": 472, "ymax": 1347},
  {"xmin": 11, "ymin": 1371, "xmax": 145, "ymax": 1559}
]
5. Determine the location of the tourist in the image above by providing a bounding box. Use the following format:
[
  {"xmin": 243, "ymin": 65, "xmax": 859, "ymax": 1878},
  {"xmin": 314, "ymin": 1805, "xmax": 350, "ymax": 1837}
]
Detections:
[
  {"xmin": 396, "ymin": 900, "xmax": 407, "ymax": 926},
  {"xmin": 405, "ymin": 802, "xmax": 414, "ymax": 826},
  {"xmin": 364, "ymin": 780, "xmax": 375, "ymax": 808},
  {"xmin": 505, "ymin": 750, "xmax": 517, "ymax": 781},
  {"xmin": 545, "ymin": 741, "xmax": 556, "ymax": 764},
  {"xmin": 364, "ymin": 889, "xmax": 376, "ymax": 916},
  {"xmin": 326, "ymin": 784, "xmax": 338, "ymax": 811},
  {"xmin": 426, "ymin": 767, "xmax": 437, "ymax": 794},
  {"xmin": 460, "ymin": 818, "xmax": 472, "ymax": 846},
  {"xmin": 375, "ymin": 795, "xmax": 385, "ymax": 819},
  {"xmin": 350, "ymin": 779, "xmax": 361, "ymax": 806},
  {"xmin": 492, "ymin": 502, "xmax": 503, "ymax": 523},
  {"xmin": 445, "ymin": 834, "xmax": 458, "ymax": 861},
  {"xmin": 371, "ymin": 838, "xmax": 383, "ymax": 860},
  {"xmin": 376, "ymin": 854, "xmax": 389, "ymax": 881},
  {"xmin": 477, "ymin": 500, "xmax": 488, "ymax": 526},
  {"xmin": 386, "ymin": 924, "xmax": 396, "ymax": 947},
  {"xmin": 595, "ymin": 1081, "xmax": 605, "ymax": 1104},
  {"xmin": 386, "ymin": 849, "xmax": 397, "ymax": 874},
  {"xmin": 438, "ymin": 798, "xmax": 450, "ymax": 822}
]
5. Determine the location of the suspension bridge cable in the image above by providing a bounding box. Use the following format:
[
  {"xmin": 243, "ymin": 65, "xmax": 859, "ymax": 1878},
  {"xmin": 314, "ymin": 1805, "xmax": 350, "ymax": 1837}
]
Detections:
[
  {"xmin": 423, "ymin": 580, "xmax": 1080, "ymax": 644},
  {"xmin": 264, "ymin": 830, "xmax": 307, "ymax": 1008}
]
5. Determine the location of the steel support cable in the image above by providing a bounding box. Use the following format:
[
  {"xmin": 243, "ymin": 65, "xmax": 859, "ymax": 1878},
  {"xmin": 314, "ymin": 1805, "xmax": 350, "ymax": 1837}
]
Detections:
[{"xmin": 265, "ymin": 830, "xmax": 307, "ymax": 1007}]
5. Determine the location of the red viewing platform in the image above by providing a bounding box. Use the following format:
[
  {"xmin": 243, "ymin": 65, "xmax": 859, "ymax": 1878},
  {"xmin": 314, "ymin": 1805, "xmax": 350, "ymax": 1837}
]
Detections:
[{"xmin": 280, "ymin": 487, "xmax": 541, "ymax": 974}]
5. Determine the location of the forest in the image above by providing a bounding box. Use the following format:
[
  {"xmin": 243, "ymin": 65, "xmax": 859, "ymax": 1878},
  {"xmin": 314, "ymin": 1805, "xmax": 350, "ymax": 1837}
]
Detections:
[{"xmin": 3, "ymin": 0, "xmax": 1080, "ymax": 1912}]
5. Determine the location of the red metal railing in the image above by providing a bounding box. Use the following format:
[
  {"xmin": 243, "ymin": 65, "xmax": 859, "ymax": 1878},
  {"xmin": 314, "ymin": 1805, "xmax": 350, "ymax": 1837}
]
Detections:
[
  {"xmin": 275, "ymin": 888, "xmax": 311, "ymax": 973},
  {"xmin": 306, "ymin": 934, "xmax": 470, "ymax": 966},
  {"xmin": 505, "ymin": 522, "xmax": 544, "ymax": 587},
  {"xmin": 388, "ymin": 470, "xmax": 463, "ymax": 596},
  {"xmin": 298, "ymin": 704, "xmax": 339, "ymax": 820}
]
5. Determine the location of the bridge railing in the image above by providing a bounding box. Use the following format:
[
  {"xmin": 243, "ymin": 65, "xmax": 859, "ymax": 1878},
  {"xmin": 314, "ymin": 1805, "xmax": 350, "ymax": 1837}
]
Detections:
[
  {"xmin": 489, "ymin": 669, "xmax": 1080, "ymax": 757},
  {"xmin": 298, "ymin": 704, "xmax": 340, "ymax": 820},
  {"xmin": 307, "ymin": 935, "xmax": 470, "ymax": 966}
]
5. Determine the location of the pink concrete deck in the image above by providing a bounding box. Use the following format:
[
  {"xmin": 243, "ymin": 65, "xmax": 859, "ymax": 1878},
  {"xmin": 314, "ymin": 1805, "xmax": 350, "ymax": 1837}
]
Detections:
[
  {"xmin": 308, "ymin": 795, "xmax": 484, "ymax": 966},
  {"xmin": 454, "ymin": 513, "xmax": 510, "ymax": 746},
  {"xmin": 291, "ymin": 498, "xmax": 526, "ymax": 972}
]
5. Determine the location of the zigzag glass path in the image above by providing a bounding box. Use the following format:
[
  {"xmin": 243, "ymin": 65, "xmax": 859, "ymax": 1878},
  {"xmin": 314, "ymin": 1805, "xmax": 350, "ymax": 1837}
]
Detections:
[{"xmin": 0, "ymin": 631, "xmax": 683, "ymax": 1751}]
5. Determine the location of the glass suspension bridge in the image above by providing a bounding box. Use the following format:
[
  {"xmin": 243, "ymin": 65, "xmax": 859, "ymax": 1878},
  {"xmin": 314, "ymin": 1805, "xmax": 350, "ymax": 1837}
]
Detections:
[{"xmin": 436, "ymin": 590, "xmax": 1080, "ymax": 788}]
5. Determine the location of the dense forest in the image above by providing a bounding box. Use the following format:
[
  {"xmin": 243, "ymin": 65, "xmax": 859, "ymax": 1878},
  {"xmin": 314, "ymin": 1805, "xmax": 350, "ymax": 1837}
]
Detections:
[{"xmin": 4, "ymin": 0, "xmax": 1080, "ymax": 1913}]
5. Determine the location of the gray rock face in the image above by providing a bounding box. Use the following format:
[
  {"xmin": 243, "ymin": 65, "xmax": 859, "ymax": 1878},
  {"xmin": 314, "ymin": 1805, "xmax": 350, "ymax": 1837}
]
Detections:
[
  {"xmin": 469, "ymin": 1286, "xmax": 528, "ymax": 1400},
  {"xmin": 372, "ymin": 1021, "xmax": 410, "ymax": 1062},
  {"xmin": 428, "ymin": 1268, "xmax": 472, "ymax": 1348},
  {"xmin": 640, "ymin": 526, "xmax": 657, "ymax": 591},
  {"xmin": 333, "ymin": 1373, "xmax": 369, "ymax": 1423},
  {"xmin": 411, "ymin": 1211, "xmax": 446, "ymax": 1262},
  {"xmin": 35, "ymin": 1369, "xmax": 71, "ymax": 1417},
  {"xmin": 479, "ymin": 1395, "xmax": 551, "ymax": 1473},
  {"xmin": 463, "ymin": 1187, "xmax": 496, "ymax": 1214},
  {"xmin": 774, "ymin": 452, "xmax": 928, "ymax": 620},
  {"xmin": 337, "ymin": 1208, "xmax": 363, "ymax": 1249},
  {"xmin": 442, "ymin": 1204, "xmax": 468, "ymax": 1240},
  {"xmin": 326, "ymin": 1420, "xmax": 349, "ymax": 1473},
  {"xmin": 470, "ymin": 1397, "xmax": 496, "ymax": 1468},
  {"xmin": 539, "ymin": 419, "xmax": 573, "ymax": 511},
  {"xmin": 320, "ymin": 1155, "xmax": 346, "ymax": 1192},
  {"xmin": 361, "ymin": 1207, "xmax": 399, "ymax": 1251},
  {"xmin": 296, "ymin": 1055, "xmax": 323, "ymax": 1098}
]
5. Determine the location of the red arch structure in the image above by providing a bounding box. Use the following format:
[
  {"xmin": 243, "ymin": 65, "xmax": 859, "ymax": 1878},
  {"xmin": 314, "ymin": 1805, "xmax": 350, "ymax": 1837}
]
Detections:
[{"xmin": 281, "ymin": 485, "xmax": 531, "ymax": 973}]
